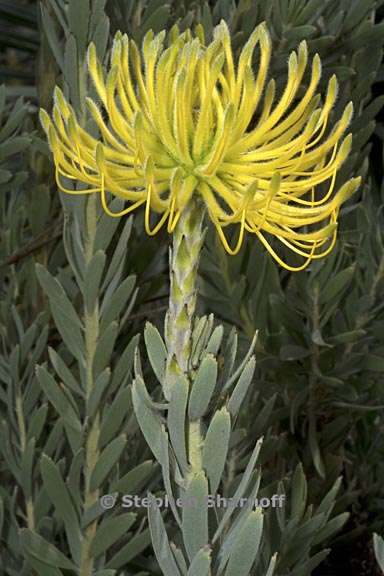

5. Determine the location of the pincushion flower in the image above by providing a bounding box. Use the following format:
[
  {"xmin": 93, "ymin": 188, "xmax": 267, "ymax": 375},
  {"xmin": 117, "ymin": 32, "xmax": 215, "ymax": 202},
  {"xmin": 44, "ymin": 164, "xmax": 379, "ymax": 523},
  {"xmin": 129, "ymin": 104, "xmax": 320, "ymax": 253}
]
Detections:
[{"xmin": 39, "ymin": 20, "xmax": 360, "ymax": 271}]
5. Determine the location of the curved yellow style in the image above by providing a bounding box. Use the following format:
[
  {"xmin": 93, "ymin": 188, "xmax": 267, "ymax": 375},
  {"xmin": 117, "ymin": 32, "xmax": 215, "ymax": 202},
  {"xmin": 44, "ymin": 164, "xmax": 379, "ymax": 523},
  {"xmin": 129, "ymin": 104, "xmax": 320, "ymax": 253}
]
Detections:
[{"xmin": 40, "ymin": 20, "xmax": 361, "ymax": 270}]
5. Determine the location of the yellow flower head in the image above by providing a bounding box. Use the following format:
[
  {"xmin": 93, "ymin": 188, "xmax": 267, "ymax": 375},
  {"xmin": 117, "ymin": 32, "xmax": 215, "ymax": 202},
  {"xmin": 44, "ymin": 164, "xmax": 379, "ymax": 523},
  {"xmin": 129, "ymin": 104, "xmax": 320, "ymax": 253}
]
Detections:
[{"xmin": 40, "ymin": 21, "xmax": 360, "ymax": 270}]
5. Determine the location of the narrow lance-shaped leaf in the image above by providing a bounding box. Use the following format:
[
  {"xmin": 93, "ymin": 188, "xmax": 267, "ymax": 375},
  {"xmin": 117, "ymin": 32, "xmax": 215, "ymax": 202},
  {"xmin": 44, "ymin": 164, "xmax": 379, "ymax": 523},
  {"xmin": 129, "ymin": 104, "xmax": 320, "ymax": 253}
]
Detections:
[
  {"xmin": 90, "ymin": 512, "xmax": 136, "ymax": 557},
  {"xmin": 20, "ymin": 528, "xmax": 77, "ymax": 570},
  {"xmin": 202, "ymin": 407, "xmax": 231, "ymax": 494},
  {"xmin": 182, "ymin": 472, "xmax": 209, "ymax": 561},
  {"xmin": 213, "ymin": 437, "xmax": 263, "ymax": 543},
  {"xmin": 227, "ymin": 356, "xmax": 256, "ymax": 417},
  {"xmin": 40, "ymin": 454, "xmax": 82, "ymax": 564},
  {"xmin": 147, "ymin": 494, "xmax": 182, "ymax": 576},
  {"xmin": 224, "ymin": 509, "xmax": 264, "ymax": 576},
  {"xmin": 90, "ymin": 435, "xmax": 127, "ymax": 491},
  {"xmin": 168, "ymin": 374, "xmax": 189, "ymax": 473},
  {"xmin": 188, "ymin": 354, "xmax": 217, "ymax": 420},
  {"xmin": 36, "ymin": 365, "xmax": 82, "ymax": 432},
  {"xmin": 188, "ymin": 547, "xmax": 211, "ymax": 576},
  {"xmin": 144, "ymin": 321, "xmax": 167, "ymax": 385},
  {"xmin": 132, "ymin": 376, "xmax": 165, "ymax": 462}
]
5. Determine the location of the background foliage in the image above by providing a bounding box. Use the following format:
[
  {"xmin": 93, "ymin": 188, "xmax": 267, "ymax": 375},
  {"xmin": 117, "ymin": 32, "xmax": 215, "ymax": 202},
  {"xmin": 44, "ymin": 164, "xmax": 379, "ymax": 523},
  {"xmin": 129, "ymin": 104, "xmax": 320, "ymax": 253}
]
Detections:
[{"xmin": 0, "ymin": 0, "xmax": 383, "ymax": 574}]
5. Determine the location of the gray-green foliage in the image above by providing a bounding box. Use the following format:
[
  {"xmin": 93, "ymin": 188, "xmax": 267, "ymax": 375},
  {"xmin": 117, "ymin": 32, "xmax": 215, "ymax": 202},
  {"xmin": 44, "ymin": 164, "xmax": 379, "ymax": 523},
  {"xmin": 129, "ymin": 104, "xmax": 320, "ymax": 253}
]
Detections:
[
  {"xmin": 0, "ymin": 1, "xmax": 156, "ymax": 575},
  {"xmin": 133, "ymin": 318, "xmax": 347, "ymax": 575},
  {"xmin": 133, "ymin": 318, "xmax": 267, "ymax": 575},
  {"xmin": 0, "ymin": 0, "xmax": 383, "ymax": 575}
]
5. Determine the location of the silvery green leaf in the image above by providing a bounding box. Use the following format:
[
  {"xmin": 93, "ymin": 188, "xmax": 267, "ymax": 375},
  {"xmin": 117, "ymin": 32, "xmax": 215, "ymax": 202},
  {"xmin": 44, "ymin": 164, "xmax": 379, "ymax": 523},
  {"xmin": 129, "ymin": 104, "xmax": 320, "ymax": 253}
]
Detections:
[
  {"xmin": 308, "ymin": 414, "xmax": 325, "ymax": 479},
  {"xmin": 204, "ymin": 325, "xmax": 224, "ymax": 356},
  {"xmin": 64, "ymin": 34, "xmax": 80, "ymax": 114},
  {"xmin": 100, "ymin": 386, "xmax": 131, "ymax": 448},
  {"xmin": 27, "ymin": 404, "xmax": 48, "ymax": 444},
  {"xmin": 320, "ymin": 265, "xmax": 355, "ymax": 304},
  {"xmin": 106, "ymin": 529, "xmax": 151, "ymax": 569},
  {"xmin": 85, "ymin": 250, "xmax": 106, "ymax": 313},
  {"xmin": 252, "ymin": 394, "xmax": 276, "ymax": 435},
  {"xmin": 43, "ymin": 419, "xmax": 65, "ymax": 459},
  {"xmin": 188, "ymin": 547, "xmax": 211, "ymax": 576},
  {"xmin": 90, "ymin": 435, "xmax": 127, "ymax": 491},
  {"xmin": 221, "ymin": 327, "xmax": 238, "ymax": 384},
  {"xmin": 111, "ymin": 460, "xmax": 156, "ymax": 493},
  {"xmin": 92, "ymin": 12, "xmax": 110, "ymax": 59},
  {"xmin": 168, "ymin": 374, "xmax": 189, "ymax": 474},
  {"xmin": 217, "ymin": 472, "xmax": 261, "ymax": 574},
  {"xmin": 202, "ymin": 407, "xmax": 231, "ymax": 494},
  {"xmin": 65, "ymin": 421, "xmax": 82, "ymax": 455},
  {"xmin": 158, "ymin": 427, "xmax": 181, "ymax": 526},
  {"xmin": 23, "ymin": 557, "xmax": 63, "ymax": 576},
  {"xmin": 101, "ymin": 218, "xmax": 133, "ymax": 291},
  {"xmin": 82, "ymin": 493, "xmax": 115, "ymax": 529},
  {"xmin": 290, "ymin": 550, "xmax": 330, "ymax": 576},
  {"xmin": 134, "ymin": 345, "xmax": 143, "ymax": 379},
  {"xmin": 93, "ymin": 321, "xmax": 118, "ymax": 377},
  {"xmin": 213, "ymin": 438, "xmax": 263, "ymax": 543},
  {"xmin": 100, "ymin": 274, "xmax": 136, "ymax": 332},
  {"xmin": 316, "ymin": 476, "xmax": 342, "ymax": 518},
  {"xmin": 182, "ymin": 472, "xmax": 209, "ymax": 561},
  {"xmin": 35, "ymin": 264, "xmax": 85, "ymax": 360},
  {"xmin": 47, "ymin": 0, "xmax": 68, "ymax": 35},
  {"xmin": 227, "ymin": 356, "xmax": 256, "ymax": 417},
  {"xmin": 0, "ymin": 136, "xmax": 30, "ymax": 159},
  {"xmin": 20, "ymin": 528, "xmax": 76, "ymax": 570},
  {"xmin": 36, "ymin": 365, "xmax": 82, "ymax": 432},
  {"xmin": 312, "ymin": 512, "xmax": 349, "ymax": 546},
  {"xmin": 288, "ymin": 514, "xmax": 326, "ymax": 547},
  {"xmin": 68, "ymin": 0, "xmax": 89, "ymax": 53},
  {"xmin": 111, "ymin": 334, "xmax": 140, "ymax": 393},
  {"xmin": 224, "ymin": 509, "xmax": 263, "ymax": 576},
  {"xmin": 48, "ymin": 347, "xmax": 84, "ymax": 397},
  {"xmin": 90, "ymin": 0, "xmax": 108, "ymax": 37},
  {"xmin": 147, "ymin": 494, "xmax": 182, "ymax": 576},
  {"xmin": 94, "ymin": 198, "xmax": 123, "ymax": 252},
  {"xmin": 343, "ymin": 0, "xmax": 373, "ymax": 33},
  {"xmin": 171, "ymin": 543, "xmax": 188, "ymax": 576},
  {"xmin": 191, "ymin": 314, "xmax": 214, "ymax": 367},
  {"xmin": 19, "ymin": 322, "xmax": 37, "ymax": 360},
  {"xmin": 40, "ymin": 6, "xmax": 64, "ymax": 70},
  {"xmin": 223, "ymin": 331, "xmax": 257, "ymax": 393},
  {"xmin": 144, "ymin": 322, "xmax": 167, "ymax": 385},
  {"xmin": 132, "ymin": 376, "xmax": 164, "ymax": 462},
  {"xmin": 67, "ymin": 449, "xmax": 84, "ymax": 514},
  {"xmin": 188, "ymin": 355, "xmax": 217, "ymax": 420},
  {"xmin": 265, "ymin": 554, "xmax": 277, "ymax": 576},
  {"xmin": 191, "ymin": 316, "xmax": 208, "ymax": 364},
  {"xmin": 87, "ymin": 368, "xmax": 110, "ymax": 420},
  {"xmin": 140, "ymin": 5, "xmax": 170, "ymax": 37},
  {"xmin": 40, "ymin": 454, "xmax": 82, "ymax": 564},
  {"xmin": 90, "ymin": 512, "xmax": 136, "ymax": 557},
  {"xmin": 290, "ymin": 464, "xmax": 307, "ymax": 520},
  {"xmin": 63, "ymin": 217, "xmax": 85, "ymax": 290}
]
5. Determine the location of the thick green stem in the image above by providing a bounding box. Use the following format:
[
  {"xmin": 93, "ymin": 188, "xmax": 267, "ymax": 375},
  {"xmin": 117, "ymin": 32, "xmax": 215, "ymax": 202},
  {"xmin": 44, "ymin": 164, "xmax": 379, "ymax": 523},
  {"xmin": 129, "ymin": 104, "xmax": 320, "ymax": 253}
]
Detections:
[
  {"xmin": 165, "ymin": 200, "xmax": 205, "ymax": 392},
  {"xmin": 165, "ymin": 200, "xmax": 205, "ymax": 470},
  {"xmin": 79, "ymin": 194, "xmax": 100, "ymax": 576}
]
